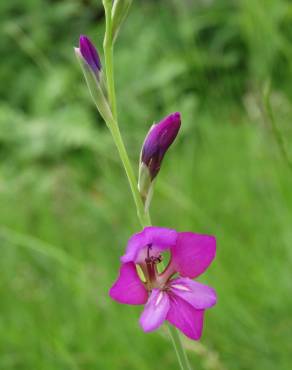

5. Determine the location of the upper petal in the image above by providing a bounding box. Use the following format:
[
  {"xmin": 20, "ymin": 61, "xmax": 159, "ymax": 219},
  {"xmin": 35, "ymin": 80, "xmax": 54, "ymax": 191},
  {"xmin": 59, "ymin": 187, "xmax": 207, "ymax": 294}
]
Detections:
[
  {"xmin": 109, "ymin": 262, "xmax": 148, "ymax": 305},
  {"xmin": 169, "ymin": 277, "xmax": 217, "ymax": 309},
  {"xmin": 171, "ymin": 232, "xmax": 216, "ymax": 278},
  {"xmin": 167, "ymin": 294, "xmax": 205, "ymax": 340},
  {"xmin": 121, "ymin": 226, "xmax": 178, "ymax": 264},
  {"xmin": 139, "ymin": 289, "xmax": 170, "ymax": 332}
]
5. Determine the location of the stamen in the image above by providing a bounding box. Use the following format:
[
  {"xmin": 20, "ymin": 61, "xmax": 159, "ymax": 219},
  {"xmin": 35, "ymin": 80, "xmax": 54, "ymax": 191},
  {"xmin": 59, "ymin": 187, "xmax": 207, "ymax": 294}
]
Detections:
[
  {"xmin": 155, "ymin": 255, "xmax": 163, "ymax": 263},
  {"xmin": 144, "ymin": 244, "xmax": 162, "ymax": 284}
]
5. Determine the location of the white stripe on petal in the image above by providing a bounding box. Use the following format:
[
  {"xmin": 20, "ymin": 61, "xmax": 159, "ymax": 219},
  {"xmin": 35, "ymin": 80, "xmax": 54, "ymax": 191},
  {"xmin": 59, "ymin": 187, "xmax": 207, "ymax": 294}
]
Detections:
[
  {"xmin": 171, "ymin": 284, "xmax": 191, "ymax": 291},
  {"xmin": 155, "ymin": 291, "xmax": 164, "ymax": 306}
]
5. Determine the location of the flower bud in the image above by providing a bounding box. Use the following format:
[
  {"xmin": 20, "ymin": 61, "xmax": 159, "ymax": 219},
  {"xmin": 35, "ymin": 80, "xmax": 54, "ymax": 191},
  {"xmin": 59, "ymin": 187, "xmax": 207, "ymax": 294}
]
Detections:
[
  {"xmin": 77, "ymin": 35, "xmax": 101, "ymax": 75},
  {"xmin": 111, "ymin": 0, "xmax": 133, "ymax": 43},
  {"xmin": 138, "ymin": 112, "xmax": 181, "ymax": 207},
  {"xmin": 75, "ymin": 36, "xmax": 112, "ymax": 123},
  {"xmin": 140, "ymin": 112, "xmax": 181, "ymax": 180}
]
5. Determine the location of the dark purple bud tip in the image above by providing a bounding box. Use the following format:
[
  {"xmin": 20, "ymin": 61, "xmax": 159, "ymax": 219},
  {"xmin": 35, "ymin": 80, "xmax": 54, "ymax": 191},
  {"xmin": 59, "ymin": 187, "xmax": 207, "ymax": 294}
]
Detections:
[
  {"xmin": 79, "ymin": 35, "xmax": 101, "ymax": 72},
  {"xmin": 141, "ymin": 112, "xmax": 181, "ymax": 180}
]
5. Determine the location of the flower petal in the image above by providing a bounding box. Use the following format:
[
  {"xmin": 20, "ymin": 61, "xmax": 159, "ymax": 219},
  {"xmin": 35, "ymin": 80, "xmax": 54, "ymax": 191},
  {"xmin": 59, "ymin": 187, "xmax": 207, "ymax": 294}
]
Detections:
[
  {"xmin": 167, "ymin": 294, "xmax": 205, "ymax": 340},
  {"xmin": 169, "ymin": 277, "xmax": 217, "ymax": 309},
  {"xmin": 139, "ymin": 289, "xmax": 170, "ymax": 332},
  {"xmin": 171, "ymin": 232, "xmax": 216, "ymax": 278},
  {"xmin": 121, "ymin": 226, "xmax": 178, "ymax": 264},
  {"xmin": 109, "ymin": 262, "xmax": 148, "ymax": 305}
]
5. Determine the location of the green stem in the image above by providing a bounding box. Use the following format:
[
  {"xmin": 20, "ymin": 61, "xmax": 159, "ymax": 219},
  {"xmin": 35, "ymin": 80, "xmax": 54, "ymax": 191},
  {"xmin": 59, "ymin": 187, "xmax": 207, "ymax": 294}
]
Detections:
[
  {"xmin": 168, "ymin": 325, "xmax": 192, "ymax": 370},
  {"xmin": 108, "ymin": 119, "xmax": 151, "ymax": 227},
  {"xmin": 103, "ymin": 1, "xmax": 117, "ymax": 120},
  {"xmin": 101, "ymin": 2, "xmax": 191, "ymax": 369}
]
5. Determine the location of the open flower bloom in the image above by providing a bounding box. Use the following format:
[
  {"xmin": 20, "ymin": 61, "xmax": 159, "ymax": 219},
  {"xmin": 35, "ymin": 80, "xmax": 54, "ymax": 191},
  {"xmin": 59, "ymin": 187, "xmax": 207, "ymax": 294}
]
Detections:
[{"xmin": 109, "ymin": 227, "xmax": 217, "ymax": 340}]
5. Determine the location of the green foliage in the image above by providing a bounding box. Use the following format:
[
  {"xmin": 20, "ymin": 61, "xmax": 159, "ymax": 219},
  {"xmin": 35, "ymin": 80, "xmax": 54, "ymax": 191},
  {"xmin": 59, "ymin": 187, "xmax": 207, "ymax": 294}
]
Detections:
[{"xmin": 1, "ymin": 0, "xmax": 292, "ymax": 369}]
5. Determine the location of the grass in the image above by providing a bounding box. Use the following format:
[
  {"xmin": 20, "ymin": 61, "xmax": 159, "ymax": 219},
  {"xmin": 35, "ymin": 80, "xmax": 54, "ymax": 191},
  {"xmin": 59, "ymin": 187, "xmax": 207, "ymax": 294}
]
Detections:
[{"xmin": 1, "ymin": 1, "xmax": 292, "ymax": 369}]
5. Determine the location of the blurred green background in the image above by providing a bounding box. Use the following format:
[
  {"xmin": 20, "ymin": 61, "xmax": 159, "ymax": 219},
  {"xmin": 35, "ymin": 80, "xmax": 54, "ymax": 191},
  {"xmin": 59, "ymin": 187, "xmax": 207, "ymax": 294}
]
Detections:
[{"xmin": 1, "ymin": 0, "xmax": 292, "ymax": 369}]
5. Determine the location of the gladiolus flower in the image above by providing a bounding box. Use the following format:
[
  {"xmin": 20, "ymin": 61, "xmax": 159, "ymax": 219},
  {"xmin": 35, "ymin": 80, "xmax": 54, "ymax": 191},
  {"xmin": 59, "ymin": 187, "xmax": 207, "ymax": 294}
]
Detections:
[{"xmin": 109, "ymin": 226, "xmax": 217, "ymax": 340}]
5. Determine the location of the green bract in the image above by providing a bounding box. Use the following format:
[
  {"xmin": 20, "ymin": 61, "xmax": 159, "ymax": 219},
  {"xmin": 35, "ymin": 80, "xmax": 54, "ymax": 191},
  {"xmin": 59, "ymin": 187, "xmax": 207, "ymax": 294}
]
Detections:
[{"xmin": 111, "ymin": 0, "xmax": 133, "ymax": 43}]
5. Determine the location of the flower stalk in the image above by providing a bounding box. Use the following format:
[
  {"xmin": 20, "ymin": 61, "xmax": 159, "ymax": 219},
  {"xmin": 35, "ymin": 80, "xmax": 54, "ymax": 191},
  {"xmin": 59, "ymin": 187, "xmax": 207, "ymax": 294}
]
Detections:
[
  {"xmin": 101, "ymin": 3, "xmax": 192, "ymax": 368},
  {"xmin": 77, "ymin": 1, "xmax": 193, "ymax": 369}
]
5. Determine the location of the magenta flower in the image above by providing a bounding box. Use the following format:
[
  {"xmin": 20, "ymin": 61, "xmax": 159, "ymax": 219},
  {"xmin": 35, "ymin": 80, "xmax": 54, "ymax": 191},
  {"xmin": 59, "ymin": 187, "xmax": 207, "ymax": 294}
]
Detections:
[
  {"xmin": 77, "ymin": 35, "xmax": 101, "ymax": 73},
  {"xmin": 141, "ymin": 112, "xmax": 181, "ymax": 180},
  {"xmin": 109, "ymin": 227, "xmax": 217, "ymax": 340}
]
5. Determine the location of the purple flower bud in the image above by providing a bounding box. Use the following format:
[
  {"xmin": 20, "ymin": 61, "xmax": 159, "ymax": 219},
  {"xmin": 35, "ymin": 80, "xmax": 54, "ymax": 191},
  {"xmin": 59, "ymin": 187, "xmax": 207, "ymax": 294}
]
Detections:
[
  {"xmin": 78, "ymin": 35, "xmax": 101, "ymax": 72},
  {"xmin": 141, "ymin": 112, "xmax": 181, "ymax": 180}
]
